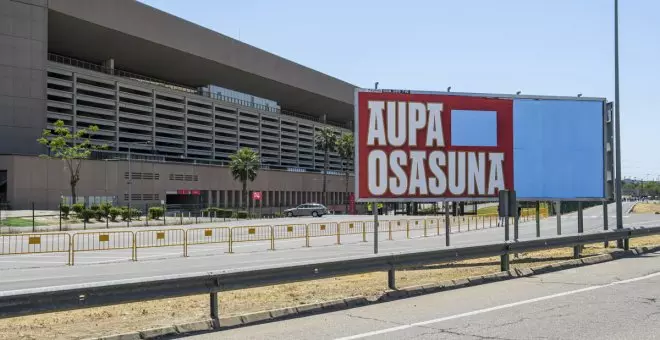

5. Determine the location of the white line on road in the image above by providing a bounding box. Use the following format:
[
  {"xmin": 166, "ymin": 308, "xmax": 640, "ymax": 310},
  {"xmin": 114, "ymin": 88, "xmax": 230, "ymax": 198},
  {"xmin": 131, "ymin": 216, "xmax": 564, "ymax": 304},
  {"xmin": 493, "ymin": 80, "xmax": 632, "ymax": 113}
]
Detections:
[{"xmin": 334, "ymin": 270, "xmax": 660, "ymax": 340}]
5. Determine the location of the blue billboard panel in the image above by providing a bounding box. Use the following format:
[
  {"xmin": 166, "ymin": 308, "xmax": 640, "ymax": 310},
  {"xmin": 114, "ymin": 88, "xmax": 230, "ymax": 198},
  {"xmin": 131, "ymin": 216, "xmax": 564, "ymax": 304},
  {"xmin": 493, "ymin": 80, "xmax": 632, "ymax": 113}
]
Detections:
[{"xmin": 513, "ymin": 99, "xmax": 604, "ymax": 199}]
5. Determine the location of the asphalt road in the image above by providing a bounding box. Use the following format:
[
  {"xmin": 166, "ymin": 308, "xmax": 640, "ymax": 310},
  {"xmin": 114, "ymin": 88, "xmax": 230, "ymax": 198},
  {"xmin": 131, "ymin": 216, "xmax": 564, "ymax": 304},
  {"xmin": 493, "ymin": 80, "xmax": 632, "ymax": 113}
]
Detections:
[
  {"xmin": 180, "ymin": 248, "xmax": 660, "ymax": 340},
  {"xmin": 0, "ymin": 202, "xmax": 657, "ymax": 293}
]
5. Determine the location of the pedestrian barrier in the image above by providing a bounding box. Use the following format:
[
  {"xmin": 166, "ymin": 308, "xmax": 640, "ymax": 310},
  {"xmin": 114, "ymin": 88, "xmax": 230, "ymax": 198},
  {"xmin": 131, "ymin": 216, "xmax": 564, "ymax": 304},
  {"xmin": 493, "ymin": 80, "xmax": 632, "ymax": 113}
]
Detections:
[
  {"xmin": 70, "ymin": 231, "xmax": 134, "ymax": 265},
  {"xmin": 229, "ymin": 226, "xmax": 273, "ymax": 252},
  {"xmin": 272, "ymin": 224, "xmax": 308, "ymax": 247},
  {"xmin": 0, "ymin": 212, "xmax": 554, "ymax": 265},
  {"xmin": 134, "ymin": 229, "xmax": 186, "ymax": 260},
  {"xmin": 0, "ymin": 233, "xmax": 71, "ymax": 264},
  {"xmin": 185, "ymin": 227, "xmax": 230, "ymax": 256}
]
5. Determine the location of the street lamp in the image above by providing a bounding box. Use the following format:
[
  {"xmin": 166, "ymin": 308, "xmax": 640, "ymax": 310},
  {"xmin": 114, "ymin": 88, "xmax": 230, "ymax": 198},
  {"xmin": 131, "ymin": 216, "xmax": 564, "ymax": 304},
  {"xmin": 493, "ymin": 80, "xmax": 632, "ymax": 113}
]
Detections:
[{"xmin": 128, "ymin": 141, "xmax": 152, "ymax": 224}]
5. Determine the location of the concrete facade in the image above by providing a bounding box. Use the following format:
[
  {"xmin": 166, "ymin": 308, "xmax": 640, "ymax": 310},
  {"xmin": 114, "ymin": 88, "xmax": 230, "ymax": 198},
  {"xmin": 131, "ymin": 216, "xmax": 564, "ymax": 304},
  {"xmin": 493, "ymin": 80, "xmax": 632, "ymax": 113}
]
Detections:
[
  {"xmin": 0, "ymin": 0, "xmax": 48, "ymax": 155},
  {"xmin": 0, "ymin": 155, "xmax": 354, "ymax": 210},
  {"xmin": 0, "ymin": 0, "xmax": 359, "ymax": 209}
]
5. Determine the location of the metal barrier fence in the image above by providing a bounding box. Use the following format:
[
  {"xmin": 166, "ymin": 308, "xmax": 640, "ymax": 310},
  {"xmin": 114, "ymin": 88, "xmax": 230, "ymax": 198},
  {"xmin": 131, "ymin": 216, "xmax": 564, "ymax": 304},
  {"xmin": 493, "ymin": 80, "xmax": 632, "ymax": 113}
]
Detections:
[
  {"xmin": 134, "ymin": 229, "xmax": 186, "ymax": 260},
  {"xmin": 0, "ymin": 233, "xmax": 70, "ymax": 264},
  {"xmin": 229, "ymin": 226, "xmax": 273, "ymax": 252},
  {"xmin": 71, "ymin": 231, "xmax": 134, "ymax": 265},
  {"xmin": 0, "ymin": 214, "xmax": 533, "ymax": 265},
  {"xmin": 185, "ymin": 227, "xmax": 230, "ymax": 256}
]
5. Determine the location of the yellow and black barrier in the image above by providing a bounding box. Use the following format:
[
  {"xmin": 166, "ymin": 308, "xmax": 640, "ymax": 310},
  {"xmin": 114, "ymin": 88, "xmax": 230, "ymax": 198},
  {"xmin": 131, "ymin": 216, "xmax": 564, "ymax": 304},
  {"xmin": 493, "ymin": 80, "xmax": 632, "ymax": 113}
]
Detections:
[
  {"xmin": 134, "ymin": 229, "xmax": 186, "ymax": 260},
  {"xmin": 70, "ymin": 231, "xmax": 134, "ymax": 265},
  {"xmin": 185, "ymin": 227, "xmax": 230, "ymax": 256},
  {"xmin": 229, "ymin": 226, "xmax": 273, "ymax": 253},
  {"xmin": 0, "ymin": 232, "xmax": 71, "ymax": 264}
]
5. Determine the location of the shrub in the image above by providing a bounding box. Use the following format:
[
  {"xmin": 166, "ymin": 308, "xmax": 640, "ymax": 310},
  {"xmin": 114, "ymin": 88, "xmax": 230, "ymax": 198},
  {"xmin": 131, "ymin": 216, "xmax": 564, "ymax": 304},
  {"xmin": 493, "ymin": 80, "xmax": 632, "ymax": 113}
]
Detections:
[
  {"xmin": 79, "ymin": 209, "xmax": 95, "ymax": 223},
  {"xmin": 94, "ymin": 210, "xmax": 104, "ymax": 221},
  {"xmin": 60, "ymin": 205, "xmax": 70, "ymax": 219},
  {"xmin": 148, "ymin": 207, "xmax": 164, "ymax": 220},
  {"xmin": 71, "ymin": 203, "xmax": 85, "ymax": 216},
  {"xmin": 222, "ymin": 209, "xmax": 233, "ymax": 218},
  {"xmin": 121, "ymin": 207, "xmax": 141, "ymax": 221},
  {"xmin": 99, "ymin": 203, "xmax": 112, "ymax": 219},
  {"xmin": 109, "ymin": 207, "xmax": 121, "ymax": 222},
  {"xmin": 90, "ymin": 204, "xmax": 100, "ymax": 211},
  {"xmin": 235, "ymin": 211, "xmax": 249, "ymax": 219}
]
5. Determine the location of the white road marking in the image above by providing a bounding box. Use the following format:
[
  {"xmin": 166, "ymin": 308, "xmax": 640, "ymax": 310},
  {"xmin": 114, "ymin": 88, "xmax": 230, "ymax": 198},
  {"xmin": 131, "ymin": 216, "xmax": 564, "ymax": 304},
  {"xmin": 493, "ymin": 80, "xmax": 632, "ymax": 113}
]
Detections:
[{"xmin": 334, "ymin": 270, "xmax": 660, "ymax": 340}]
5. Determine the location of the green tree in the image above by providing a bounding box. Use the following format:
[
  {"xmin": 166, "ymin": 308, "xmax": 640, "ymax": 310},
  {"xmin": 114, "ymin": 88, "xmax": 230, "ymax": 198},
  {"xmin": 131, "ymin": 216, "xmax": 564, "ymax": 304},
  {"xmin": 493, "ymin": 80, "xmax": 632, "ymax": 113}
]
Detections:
[
  {"xmin": 315, "ymin": 127, "xmax": 338, "ymax": 206},
  {"xmin": 229, "ymin": 147, "xmax": 260, "ymax": 211},
  {"xmin": 38, "ymin": 120, "xmax": 105, "ymax": 204},
  {"xmin": 336, "ymin": 133, "xmax": 354, "ymax": 214}
]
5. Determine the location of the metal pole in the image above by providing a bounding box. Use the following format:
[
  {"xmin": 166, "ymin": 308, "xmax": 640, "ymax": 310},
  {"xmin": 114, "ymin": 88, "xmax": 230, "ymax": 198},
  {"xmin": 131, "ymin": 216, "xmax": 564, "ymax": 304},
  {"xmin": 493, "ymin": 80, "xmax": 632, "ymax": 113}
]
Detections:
[
  {"xmin": 535, "ymin": 201, "xmax": 540, "ymax": 238},
  {"xmin": 59, "ymin": 202, "xmax": 62, "ymax": 232},
  {"xmin": 574, "ymin": 201, "xmax": 584, "ymax": 258},
  {"xmin": 603, "ymin": 201, "xmax": 609, "ymax": 247},
  {"xmin": 373, "ymin": 203, "xmax": 378, "ymax": 254},
  {"xmin": 556, "ymin": 201, "xmax": 562, "ymax": 235},
  {"xmin": 513, "ymin": 202, "xmax": 519, "ymax": 241},
  {"xmin": 387, "ymin": 268, "xmax": 396, "ymax": 290},
  {"xmin": 445, "ymin": 201, "xmax": 450, "ymax": 246},
  {"xmin": 32, "ymin": 202, "xmax": 35, "ymax": 232},
  {"xmin": 128, "ymin": 144, "xmax": 132, "ymax": 227},
  {"xmin": 614, "ymin": 0, "xmax": 624, "ymax": 248},
  {"xmin": 209, "ymin": 292, "xmax": 219, "ymax": 319}
]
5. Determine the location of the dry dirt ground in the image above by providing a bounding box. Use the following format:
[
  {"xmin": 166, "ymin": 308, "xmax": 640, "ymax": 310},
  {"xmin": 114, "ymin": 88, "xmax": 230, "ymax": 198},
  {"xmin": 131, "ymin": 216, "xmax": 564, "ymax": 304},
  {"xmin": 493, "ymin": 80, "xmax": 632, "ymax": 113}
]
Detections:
[
  {"xmin": 2, "ymin": 235, "xmax": 659, "ymax": 340},
  {"xmin": 632, "ymin": 202, "xmax": 660, "ymax": 214}
]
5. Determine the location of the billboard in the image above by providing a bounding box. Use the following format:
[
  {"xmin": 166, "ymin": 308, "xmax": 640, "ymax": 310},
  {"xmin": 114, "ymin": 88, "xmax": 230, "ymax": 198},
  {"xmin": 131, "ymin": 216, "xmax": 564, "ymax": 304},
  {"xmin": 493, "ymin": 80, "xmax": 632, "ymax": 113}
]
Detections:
[{"xmin": 354, "ymin": 89, "xmax": 610, "ymax": 202}]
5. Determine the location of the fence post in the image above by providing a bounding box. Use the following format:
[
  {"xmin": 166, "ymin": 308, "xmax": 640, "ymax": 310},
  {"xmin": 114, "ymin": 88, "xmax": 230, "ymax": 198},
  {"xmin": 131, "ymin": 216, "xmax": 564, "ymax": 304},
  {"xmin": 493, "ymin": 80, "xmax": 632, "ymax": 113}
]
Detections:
[
  {"xmin": 423, "ymin": 219, "xmax": 428, "ymax": 237},
  {"xmin": 145, "ymin": 203, "xmax": 149, "ymax": 227},
  {"xmin": 163, "ymin": 204, "xmax": 166, "ymax": 226},
  {"xmin": 388, "ymin": 267, "xmax": 396, "ymax": 290},
  {"xmin": 228, "ymin": 228, "xmax": 233, "ymax": 253},
  {"xmin": 32, "ymin": 202, "xmax": 35, "ymax": 232},
  {"xmin": 362, "ymin": 222, "xmax": 366, "ymax": 242},
  {"xmin": 132, "ymin": 234, "xmax": 137, "ymax": 261},
  {"xmin": 406, "ymin": 222, "xmax": 410, "ymax": 239},
  {"xmin": 336, "ymin": 223, "xmax": 341, "ymax": 245},
  {"xmin": 305, "ymin": 224, "xmax": 310, "ymax": 247},
  {"xmin": 210, "ymin": 292, "xmax": 219, "ymax": 320},
  {"xmin": 270, "ymin": 227, "xmax": 275, "ymax": 250},
  {"xmin": 183, "ymin": 230, "xmax": 188, "ymax": 257},
  {"xmin": 180, "ymin": 212, "xmax": 183, "ymax": 225},
  {"xmin": 59, "ymin": 202, "xmax": 62, "ymax": 232},
  {"xmin": 500, "ymin": 254, "xmax": 509, "ymax": 271}
]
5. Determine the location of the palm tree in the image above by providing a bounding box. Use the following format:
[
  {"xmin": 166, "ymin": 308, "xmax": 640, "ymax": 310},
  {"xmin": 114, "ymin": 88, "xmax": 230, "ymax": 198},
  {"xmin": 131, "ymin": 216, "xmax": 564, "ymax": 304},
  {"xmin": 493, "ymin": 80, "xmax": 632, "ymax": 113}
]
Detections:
[
  {"xmin": 315, "ymin": 127, "xmax": 338, "ymax": 206},
  {"xmin": 229, "ymin": 147, "xmax": 260, "ymax": 212},
  {"xmin": 336, "ymin": 133, "xmax": 354, "ymax": 214}
]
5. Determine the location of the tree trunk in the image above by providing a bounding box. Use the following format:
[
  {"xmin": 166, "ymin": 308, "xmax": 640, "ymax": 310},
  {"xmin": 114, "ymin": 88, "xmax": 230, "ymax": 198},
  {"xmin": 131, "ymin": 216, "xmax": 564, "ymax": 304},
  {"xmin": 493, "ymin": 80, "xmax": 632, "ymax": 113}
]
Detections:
[
  {"xmin": 242, "ymin": 180, "xmax": 247, "ymax": 213},
  {"xmin": 344, "ymin": 159, "xmax": 349, "ymax": 214},
  {"xmin": 323, "ymin": 149, "xmax": 328, "ymax": 206},
  {"xmin": 70, "ymin": 179, "xmax": 77, "ymax": 205}
]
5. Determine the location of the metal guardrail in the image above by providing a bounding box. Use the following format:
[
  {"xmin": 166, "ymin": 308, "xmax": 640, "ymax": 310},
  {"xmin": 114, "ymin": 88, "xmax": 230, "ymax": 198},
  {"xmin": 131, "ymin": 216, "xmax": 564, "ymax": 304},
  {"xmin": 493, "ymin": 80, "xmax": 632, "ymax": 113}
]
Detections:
[{"xmin": 0, "ymin": 226, "xmax": 656, "ymax": 320}]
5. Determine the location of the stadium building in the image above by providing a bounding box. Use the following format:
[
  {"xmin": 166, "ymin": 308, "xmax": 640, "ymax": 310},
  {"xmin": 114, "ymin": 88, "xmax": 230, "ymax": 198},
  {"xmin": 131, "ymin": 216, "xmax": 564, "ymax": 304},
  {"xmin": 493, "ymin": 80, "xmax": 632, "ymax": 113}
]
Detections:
[{"xmin": 0, "ymin": 0, "xmax": 357, "ymax": 211}]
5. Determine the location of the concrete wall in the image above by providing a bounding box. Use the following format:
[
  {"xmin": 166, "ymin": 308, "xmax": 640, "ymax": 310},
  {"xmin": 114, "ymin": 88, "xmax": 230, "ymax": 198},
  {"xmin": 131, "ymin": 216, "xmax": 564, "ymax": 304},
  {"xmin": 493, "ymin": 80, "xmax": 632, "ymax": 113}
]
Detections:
[
  {"xmin": 0, "ymin": 155, "xmax": 355, "ymax": 210},
  {"xmin": 0, "ymin": 0, "xmax": 48, "ymax": 154}
]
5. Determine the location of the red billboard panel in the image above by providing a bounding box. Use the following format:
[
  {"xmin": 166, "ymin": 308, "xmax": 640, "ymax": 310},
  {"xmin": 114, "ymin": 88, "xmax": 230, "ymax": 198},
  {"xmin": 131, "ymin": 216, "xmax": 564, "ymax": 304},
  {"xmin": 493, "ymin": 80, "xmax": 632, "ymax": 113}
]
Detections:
[
  {"xmin": 355, "ymin": 90, "xmax": 514, "ymax": 202},
  {"xmin": 252, "ymin": 191, "xmax": 262, "ymax": 201}
]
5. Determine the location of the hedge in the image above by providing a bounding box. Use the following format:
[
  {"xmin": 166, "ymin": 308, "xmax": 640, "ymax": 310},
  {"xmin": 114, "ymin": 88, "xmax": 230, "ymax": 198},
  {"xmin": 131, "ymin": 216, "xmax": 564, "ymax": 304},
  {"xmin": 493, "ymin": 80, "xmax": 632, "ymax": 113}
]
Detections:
[{"xmin": 148, "ymin": 207, "xmax": 164, "ymax": 220}]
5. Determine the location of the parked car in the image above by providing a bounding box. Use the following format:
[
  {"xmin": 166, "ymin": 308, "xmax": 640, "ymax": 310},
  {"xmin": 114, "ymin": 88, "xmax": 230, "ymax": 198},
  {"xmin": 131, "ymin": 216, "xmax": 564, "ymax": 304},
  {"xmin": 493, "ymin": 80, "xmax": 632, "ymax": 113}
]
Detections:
[{"xmin": 284, "ymin": 203, "xmax": 329, "ymax": 217}]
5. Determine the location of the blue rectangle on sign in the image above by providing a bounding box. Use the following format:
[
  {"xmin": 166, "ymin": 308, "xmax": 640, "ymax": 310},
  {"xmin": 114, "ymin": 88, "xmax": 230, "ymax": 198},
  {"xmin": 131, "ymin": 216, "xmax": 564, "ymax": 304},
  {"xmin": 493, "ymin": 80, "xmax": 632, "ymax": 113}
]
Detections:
[
  {"xmin": 451, "ymin": 110, "xmax": 498, "ymax": 147},
  {"xmin": 512, "ymin": 99, "xmax": 604, "ymax": 199}
]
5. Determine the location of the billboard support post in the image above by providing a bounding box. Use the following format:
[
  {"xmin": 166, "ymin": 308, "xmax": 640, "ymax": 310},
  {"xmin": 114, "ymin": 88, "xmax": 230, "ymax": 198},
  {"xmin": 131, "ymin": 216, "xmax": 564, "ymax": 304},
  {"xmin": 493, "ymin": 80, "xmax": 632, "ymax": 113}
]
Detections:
[
  {"xmin": 535, "ymin": 201, "xmax": 541, "ymax": 238},
  {"xmin": 556, "ymin": 201, "xmax": 562, "ymax": 235},
  {"xmin": 574, "ymin": 202, "xmax": 584, "ymax": 258},
  {"xmin": 603, "ymin": 201, "xmax": 609, "ymax": 248},
  {"xmin": 445, "ymin": 201, "xmax": 450, "ymax": 246},
  {"xmin": 373, "ymin": 203, "xmax": 378, "ymax": 254}
]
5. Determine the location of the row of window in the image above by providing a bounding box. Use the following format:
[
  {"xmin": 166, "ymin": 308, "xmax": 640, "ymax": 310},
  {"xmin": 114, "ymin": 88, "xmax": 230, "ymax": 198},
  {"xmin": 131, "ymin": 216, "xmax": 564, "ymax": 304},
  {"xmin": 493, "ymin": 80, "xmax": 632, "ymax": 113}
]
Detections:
[{"xmin": 209, "ymin": 190, "xmax": 351, "ymax": 208}]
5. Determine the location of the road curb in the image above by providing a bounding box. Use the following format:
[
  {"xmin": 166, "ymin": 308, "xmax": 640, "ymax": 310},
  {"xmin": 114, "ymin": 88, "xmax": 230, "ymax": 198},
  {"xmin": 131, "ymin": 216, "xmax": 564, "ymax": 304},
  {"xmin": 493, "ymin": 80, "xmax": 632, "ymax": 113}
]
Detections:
[{"xmin": 89, "ymin": 245, "xmax": 660, "ymax": 340}]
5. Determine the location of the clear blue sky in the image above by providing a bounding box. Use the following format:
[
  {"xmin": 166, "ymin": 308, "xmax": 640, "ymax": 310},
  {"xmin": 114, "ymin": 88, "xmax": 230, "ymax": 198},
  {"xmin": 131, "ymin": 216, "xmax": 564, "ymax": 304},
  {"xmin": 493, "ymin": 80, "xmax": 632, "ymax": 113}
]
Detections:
[{"xmin": 139, "ymin": 0, "xmax": 659, "ymax": 180}]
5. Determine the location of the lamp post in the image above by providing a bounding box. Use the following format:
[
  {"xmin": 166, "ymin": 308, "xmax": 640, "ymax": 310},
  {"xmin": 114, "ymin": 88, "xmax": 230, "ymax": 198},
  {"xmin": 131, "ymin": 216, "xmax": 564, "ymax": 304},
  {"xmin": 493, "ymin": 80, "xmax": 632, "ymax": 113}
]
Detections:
[
  {"xmin": 128, "ymin": 141, "xmax": 152, "ymax": 225},
  {"xmin": 614, "ymin": 0, "xmax": 624, "ymax": 249}
]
